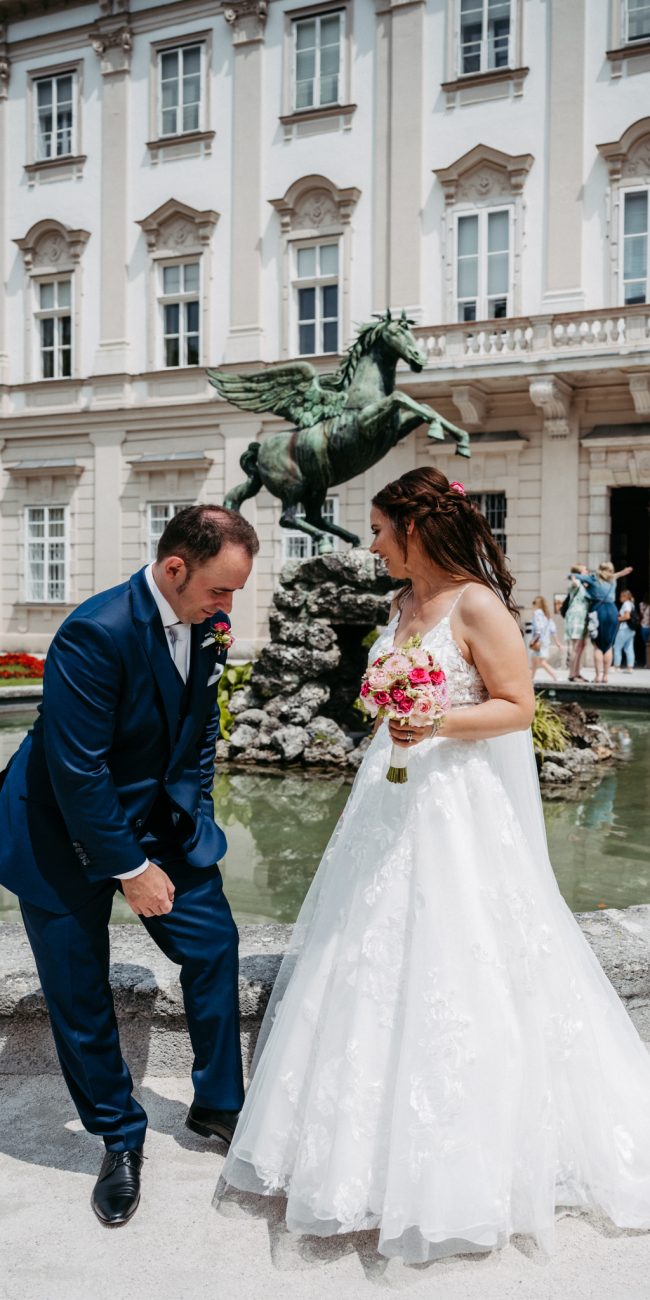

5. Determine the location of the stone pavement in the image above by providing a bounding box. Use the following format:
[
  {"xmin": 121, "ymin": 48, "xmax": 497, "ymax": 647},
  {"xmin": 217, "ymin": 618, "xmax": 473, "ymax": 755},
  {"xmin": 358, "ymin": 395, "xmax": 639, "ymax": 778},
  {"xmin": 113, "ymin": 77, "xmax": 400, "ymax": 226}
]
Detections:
[{"xmin": 2, "ymin": 1074, "xmax": 650, "ymax": 1300}]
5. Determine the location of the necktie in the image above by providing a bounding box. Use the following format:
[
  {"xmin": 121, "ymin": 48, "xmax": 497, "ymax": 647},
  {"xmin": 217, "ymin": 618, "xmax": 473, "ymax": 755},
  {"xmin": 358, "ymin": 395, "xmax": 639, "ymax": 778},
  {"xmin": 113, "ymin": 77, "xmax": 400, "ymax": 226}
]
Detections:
[{"xmin": 168, "ymin": 622, "xmax": 190, "ymax": 683}]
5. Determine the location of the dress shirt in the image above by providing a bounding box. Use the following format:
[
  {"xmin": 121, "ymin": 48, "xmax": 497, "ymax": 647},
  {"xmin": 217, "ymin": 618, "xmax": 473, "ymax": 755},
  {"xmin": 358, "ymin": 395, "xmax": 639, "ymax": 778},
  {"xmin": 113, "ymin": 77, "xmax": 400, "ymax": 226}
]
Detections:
[{"xmin": 115, "ymin": 564, "xmax": 192, "ymax": 882}]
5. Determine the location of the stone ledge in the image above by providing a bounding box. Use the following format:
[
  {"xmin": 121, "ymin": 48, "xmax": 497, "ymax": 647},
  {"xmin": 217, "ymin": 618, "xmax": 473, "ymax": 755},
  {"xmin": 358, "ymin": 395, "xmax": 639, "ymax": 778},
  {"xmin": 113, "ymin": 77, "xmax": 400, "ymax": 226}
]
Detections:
[{"xmin": 3, "ymin": 909, "xmax": 650, "ymax": 1075}]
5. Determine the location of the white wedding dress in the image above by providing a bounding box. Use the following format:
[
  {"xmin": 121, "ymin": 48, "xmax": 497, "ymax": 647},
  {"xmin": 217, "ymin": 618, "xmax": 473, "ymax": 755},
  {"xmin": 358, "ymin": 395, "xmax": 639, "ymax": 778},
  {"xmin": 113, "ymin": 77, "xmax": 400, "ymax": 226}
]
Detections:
[{"xmin": 220, "ymin": 594, "xmax": 650, "ymax": 1261}]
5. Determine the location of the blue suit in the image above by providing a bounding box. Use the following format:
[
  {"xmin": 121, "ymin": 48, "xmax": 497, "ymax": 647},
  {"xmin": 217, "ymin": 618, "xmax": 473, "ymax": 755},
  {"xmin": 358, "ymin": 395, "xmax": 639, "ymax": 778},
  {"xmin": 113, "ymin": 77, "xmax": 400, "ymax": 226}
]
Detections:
[{"xmin": 0, "ymin": 567, "xmax": 244, "ymax": 1149}]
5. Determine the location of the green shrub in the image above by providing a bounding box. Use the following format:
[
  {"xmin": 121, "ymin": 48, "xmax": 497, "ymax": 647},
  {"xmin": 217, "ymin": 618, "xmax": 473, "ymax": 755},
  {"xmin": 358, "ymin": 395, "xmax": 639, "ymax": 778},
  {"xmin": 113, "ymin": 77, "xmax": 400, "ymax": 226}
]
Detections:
[
  {"xmin": 217, "ymin": 662, "xmax": 252, "ymax": 741},
  {"xmin": 532, "ymin": 695, "xmax": 568, "ymax": 755}
]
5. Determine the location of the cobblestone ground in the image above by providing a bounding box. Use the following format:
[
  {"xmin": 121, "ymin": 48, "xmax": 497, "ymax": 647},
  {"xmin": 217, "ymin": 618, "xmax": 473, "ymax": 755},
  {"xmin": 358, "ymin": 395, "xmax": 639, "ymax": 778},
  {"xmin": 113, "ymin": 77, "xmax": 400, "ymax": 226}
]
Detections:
[{"xmin": 2, "ymin": 1075, "xmax": 650, "ymax": 1300}]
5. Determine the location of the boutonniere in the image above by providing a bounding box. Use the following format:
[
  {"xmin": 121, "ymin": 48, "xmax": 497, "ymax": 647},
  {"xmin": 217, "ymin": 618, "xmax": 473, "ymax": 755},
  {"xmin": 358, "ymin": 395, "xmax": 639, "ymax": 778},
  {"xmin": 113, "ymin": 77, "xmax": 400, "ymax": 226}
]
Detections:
[{"xmin": 202, "ymin": 621, "xmax": 235, "ymax": 652}]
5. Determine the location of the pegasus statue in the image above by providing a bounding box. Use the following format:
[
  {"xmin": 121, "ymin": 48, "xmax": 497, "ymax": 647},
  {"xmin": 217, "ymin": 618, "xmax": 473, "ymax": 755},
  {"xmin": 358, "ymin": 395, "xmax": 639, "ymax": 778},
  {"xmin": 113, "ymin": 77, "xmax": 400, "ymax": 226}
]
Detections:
[{"xmin": 208, "ymin": 309, "xmax": 470, "ymax": 551}]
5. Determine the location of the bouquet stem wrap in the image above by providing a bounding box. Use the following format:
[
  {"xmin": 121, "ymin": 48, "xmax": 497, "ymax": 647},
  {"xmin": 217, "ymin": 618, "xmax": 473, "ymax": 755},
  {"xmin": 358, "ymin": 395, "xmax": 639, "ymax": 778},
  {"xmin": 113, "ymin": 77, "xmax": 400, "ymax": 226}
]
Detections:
[{"xmin": 386, "ymin": 743, "xmax": 409, "ymax": 784}]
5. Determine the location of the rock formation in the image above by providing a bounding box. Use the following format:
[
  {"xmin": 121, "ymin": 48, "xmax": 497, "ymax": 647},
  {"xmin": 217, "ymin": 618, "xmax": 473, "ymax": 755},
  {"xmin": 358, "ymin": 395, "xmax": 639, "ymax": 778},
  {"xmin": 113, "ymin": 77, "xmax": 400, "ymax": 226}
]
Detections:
[{"xmin": 220, "ymin": 550, "xmax": 393, "ymax": 771}]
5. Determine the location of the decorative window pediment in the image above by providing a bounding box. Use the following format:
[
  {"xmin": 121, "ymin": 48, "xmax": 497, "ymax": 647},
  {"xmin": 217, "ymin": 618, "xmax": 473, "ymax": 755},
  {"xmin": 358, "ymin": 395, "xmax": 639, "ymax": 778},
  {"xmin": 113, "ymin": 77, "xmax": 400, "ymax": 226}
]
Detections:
[
  {"xmin": 136, "ymin": 198, "xmax": 219, "ymax": 255},
  {"xmin": 14, "ymin": 219, "xmax": 90, "ymax": 274},
  {"xmin": 434, "ymin": 144, "xmax": 534, "ymax": 206},
  {"xmin": 597, "ymin": 117, "xmax": 650, "ymax": 183},
  {"xmin": 269, "ymin": 174, "xmax": 360, "ymax": 235}
]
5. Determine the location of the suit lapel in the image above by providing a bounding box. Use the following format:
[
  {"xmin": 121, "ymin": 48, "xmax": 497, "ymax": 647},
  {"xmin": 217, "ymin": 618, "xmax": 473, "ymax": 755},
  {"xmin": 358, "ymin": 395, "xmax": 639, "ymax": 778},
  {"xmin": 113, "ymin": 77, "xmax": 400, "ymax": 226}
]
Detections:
[{"xmin": 130, "ymin": 568, "xmax": 184, "ymax": 748}]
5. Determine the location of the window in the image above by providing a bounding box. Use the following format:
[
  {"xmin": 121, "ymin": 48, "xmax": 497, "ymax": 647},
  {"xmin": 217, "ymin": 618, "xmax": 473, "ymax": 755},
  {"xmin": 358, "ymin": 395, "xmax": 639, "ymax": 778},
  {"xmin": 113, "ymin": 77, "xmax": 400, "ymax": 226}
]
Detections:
[
  {"xmin": 625, "ymin": 0, "xmax": 650, "ymax": 42},
  {"xmin": 456, "ymin": 209, "xmax": 510, "ymax": 322},
  {"xmin": 159, "ymin": 262, "xmax": 200, "ymax": 366},
  {"xmin": 469, "ymin": 491, "xmax": 507, "ymax": 551},
  {"xmin": 26, "ymin": 506, "xmax": 68, "ymax": 602},
  {"xmin": 459, "ymin": 0, "xmax": 511, "ymax": 76},
  {"xmin": 622, "ymin": 191, "xmax": 648, "ymax": 304},
  {"xmin": 147, "ymin": 502, "xmax": 192, "ymax": 561},
  {"xmin": 34, "ymin": 72, "xmax": 74, "ymax": 160},
  {"xmin": 159, "ymin": 44, "xmax": 202, "ymax": 137},
  {"xmin": 35, "ymin": 279, "xmax": 72, "ymax": 379},
  {"xmin": 293, "ymin": 12, "xmax": 342, "ymax": 110},
  {"xmin": 294, "ymin": 242, "xmax": 339, "ymax": 354},
  {"xmin": 283, "ymin": 497, "xmax": 339, "ymax": 560}
]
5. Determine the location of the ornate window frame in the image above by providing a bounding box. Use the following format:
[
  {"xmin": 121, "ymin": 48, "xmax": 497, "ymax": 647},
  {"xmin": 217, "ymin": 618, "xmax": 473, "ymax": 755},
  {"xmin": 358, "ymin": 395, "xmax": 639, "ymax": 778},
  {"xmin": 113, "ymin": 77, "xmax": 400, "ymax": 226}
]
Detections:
[
  {"xmin": 442, "ymin": 0, "xmax": 527, "ymax": 108},
  {"xmin": 147, "ymin": 30, "xmax": 215, "ymax": 164},
  {"xmin": 280, "ymin": 1, "xmax": 355, "ymax": 141},
  {"xmin": 607, "ymin": 1, "xmax": 650, "ymax": 76},
  {"xmin": 597, "ymin": 117, "xmax": 650, "ymax": 305},
  {"xmin": 434, "ymin": 144, "xmax": 533, "ymax": 322},
  {"xmin": 136, "ymin": 198, "xmax": 219, "ymax": 372},
  {"xmin": 25, "ymin": 60, "xmax": 86, "ymax": 185},
  {"xmin": 269, "ymin": 174, "xmax": 360, "ymax": 359},
  {"xmin": 14, "ymin": 218, "xmax": 90, "ymax": 383}
]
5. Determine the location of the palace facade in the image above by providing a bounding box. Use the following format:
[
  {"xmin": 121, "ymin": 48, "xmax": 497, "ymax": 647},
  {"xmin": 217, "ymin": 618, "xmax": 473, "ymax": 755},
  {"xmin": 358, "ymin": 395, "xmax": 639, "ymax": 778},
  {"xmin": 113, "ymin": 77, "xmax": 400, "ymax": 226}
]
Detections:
[{"xmin": 0, "ymin": 0, "xmax": 649, "ymax": 654}]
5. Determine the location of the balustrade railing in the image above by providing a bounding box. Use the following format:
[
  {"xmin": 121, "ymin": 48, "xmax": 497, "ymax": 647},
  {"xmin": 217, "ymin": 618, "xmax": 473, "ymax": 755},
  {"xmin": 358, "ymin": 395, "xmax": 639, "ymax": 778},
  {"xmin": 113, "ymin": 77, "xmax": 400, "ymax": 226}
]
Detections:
[{"xmin": 413, "ymin": 305, "xmax": 650, "ymax": 369}]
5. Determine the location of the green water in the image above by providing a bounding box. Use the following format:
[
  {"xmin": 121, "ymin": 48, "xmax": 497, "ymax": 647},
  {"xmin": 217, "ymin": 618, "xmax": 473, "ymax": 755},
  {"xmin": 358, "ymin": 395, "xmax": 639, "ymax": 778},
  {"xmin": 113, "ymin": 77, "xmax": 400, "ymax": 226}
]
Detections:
[{"xmin": 0, "ymin": 711, "xmax": 648, "ymax": 923}]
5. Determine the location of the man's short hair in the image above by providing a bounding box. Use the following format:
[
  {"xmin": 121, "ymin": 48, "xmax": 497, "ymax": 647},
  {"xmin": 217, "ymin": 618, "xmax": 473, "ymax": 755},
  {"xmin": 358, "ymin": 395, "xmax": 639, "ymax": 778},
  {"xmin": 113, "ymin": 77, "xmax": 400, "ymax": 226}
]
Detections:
[{"xmin": 156, "ymin": 505, "xmax": 259, "ymax": 566}]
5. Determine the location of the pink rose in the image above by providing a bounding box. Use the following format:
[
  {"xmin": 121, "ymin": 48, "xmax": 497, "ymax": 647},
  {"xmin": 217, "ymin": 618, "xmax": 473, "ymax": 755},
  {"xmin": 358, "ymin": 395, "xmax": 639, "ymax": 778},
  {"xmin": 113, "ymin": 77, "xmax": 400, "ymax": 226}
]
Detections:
[
  {"xmin": 374, "ymin": 690, "xmax": 391, "ymax": 707},
  {"xmin": 390, "ymin": 688, "xmax": 407, "ymax": 703},
  {"xmin": 408, "ymin": 667, "xmax": 431, "ymax": 685},
  {"xmin": 384, "ymin": 653, "xmax": 411, "ymax": 676},
  {"xmin": 429, "ymin": 669, "xmax": 446, "ymax": 685},
  {"xmin": 396, "ymin": 698, "xmax": 413, "ymax": 715},
  {"xmin": 360, "ymin": 681, "xmax": 370, "ymax": 698},
  {"xmin": 412, "ymin": 697, "xmax": 433, "ymax": 717},
  {"xmin": 213, "ymin": 621, "xmax": 230, "ymax": 631},
  {"xmin": 409, "ymin": 648, "xmax": 430, "ymax": 669}
]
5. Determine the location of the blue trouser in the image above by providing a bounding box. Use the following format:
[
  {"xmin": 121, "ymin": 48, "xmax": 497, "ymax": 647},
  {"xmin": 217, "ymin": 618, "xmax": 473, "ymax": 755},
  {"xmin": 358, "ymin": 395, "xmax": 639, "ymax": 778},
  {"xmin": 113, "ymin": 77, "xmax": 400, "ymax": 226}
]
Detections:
[
  {"xmin": 20, "ymin": 869, "xmax": 244, "ymax": 1151},
  {"xmin": 613, "ymin": 622, "xmax": 635, "ymax": 668}
]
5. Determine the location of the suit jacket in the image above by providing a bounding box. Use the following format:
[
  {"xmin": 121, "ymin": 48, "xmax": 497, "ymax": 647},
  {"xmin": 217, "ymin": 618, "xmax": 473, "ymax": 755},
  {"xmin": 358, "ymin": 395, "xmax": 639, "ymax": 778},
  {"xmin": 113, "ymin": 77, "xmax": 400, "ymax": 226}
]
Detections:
[{"xmin": 0, "ymin": 566, "xmax": 229, "ymax": 914}]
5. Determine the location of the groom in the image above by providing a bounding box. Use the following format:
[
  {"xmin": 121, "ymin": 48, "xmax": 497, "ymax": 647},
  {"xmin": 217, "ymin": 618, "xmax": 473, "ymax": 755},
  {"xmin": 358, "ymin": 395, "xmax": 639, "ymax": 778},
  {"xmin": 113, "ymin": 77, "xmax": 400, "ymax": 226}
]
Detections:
[{"xmin": 0, "ymin": 504, "xmax": 258, "ymax": 1227}]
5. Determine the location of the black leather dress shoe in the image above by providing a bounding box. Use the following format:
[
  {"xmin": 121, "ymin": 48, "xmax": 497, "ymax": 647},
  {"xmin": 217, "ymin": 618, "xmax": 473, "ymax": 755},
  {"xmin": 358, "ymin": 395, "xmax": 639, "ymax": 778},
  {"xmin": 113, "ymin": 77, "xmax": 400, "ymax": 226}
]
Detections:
[
  {"xmin": 91, "ymin": 1148, "xmax": 144, "ymax": 1227},
  {"xmin": 185, "ymin": 1103, "xmax": 240, "ymax": 1146}
]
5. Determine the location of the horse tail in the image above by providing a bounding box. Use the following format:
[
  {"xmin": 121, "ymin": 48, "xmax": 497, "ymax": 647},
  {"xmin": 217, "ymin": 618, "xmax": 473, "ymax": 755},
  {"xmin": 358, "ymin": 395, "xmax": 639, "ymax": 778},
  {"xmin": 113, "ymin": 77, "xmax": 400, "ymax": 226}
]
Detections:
[{"xmin": 224, "ymin": 441, "xmax": 263, "ymax": 512}]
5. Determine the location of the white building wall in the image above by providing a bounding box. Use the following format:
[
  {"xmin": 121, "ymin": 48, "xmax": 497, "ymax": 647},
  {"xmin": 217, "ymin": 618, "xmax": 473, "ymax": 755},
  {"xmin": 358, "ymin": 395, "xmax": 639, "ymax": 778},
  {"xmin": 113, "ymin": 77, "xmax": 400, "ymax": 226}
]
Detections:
[{"xmin": 0, "ymin": 0, "xmax": 649, "ymax": 655}]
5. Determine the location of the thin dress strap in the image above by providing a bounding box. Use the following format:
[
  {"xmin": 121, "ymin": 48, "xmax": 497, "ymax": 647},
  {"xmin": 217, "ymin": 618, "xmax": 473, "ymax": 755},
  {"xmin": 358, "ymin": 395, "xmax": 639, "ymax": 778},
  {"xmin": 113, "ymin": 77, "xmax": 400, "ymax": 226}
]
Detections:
[{"xmin": 447, "ymin": 585, "xmax": 470, "ymax": 618}]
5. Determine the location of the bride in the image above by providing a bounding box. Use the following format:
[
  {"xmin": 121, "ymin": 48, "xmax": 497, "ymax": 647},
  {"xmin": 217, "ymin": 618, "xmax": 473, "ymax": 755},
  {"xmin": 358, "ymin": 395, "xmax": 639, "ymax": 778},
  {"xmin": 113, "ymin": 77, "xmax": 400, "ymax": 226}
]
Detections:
[{"xmin": 218, "ymin": 467, "xmax": 650, "ymax": 1262}]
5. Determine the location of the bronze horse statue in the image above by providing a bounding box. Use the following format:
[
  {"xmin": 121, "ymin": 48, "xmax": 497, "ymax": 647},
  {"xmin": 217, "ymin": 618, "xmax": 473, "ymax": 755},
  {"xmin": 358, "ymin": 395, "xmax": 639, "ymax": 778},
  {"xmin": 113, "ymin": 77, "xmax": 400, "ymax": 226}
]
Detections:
[{"xmin": 208, "ymin": 310, "xmax": 470, "ymax": 551}]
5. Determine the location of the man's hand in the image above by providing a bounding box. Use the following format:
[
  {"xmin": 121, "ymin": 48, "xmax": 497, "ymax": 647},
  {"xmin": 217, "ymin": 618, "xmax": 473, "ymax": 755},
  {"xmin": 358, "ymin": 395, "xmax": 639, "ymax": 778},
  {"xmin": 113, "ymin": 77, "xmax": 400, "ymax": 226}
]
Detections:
[{"xmin": 121, "ymin": 863, "xmax": 175, "ymax": 917}]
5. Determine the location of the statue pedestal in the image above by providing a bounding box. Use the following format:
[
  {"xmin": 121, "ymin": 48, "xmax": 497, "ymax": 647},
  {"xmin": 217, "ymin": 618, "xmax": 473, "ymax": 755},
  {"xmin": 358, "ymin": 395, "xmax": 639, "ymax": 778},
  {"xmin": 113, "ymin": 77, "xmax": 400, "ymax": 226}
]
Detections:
[{"xmin": 224, "ymin": 550, "xmax": 394, "ymax": 770}]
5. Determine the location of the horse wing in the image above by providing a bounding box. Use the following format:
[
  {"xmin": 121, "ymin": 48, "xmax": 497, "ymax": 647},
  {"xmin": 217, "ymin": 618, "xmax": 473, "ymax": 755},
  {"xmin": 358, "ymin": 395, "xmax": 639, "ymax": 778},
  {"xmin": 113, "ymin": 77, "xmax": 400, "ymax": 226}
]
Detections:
[{"xmin": 207, "ymin": 364, "xmax": 345, "ymax": 428}]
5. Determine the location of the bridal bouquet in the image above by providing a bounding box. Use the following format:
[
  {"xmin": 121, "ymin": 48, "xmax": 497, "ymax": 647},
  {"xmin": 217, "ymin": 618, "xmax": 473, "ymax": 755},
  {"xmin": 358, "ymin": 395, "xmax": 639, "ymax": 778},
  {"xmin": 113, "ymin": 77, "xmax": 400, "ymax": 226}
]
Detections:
[{"xmin": 359, "ymin": 636, "xmax": 449, "ymax": 784}]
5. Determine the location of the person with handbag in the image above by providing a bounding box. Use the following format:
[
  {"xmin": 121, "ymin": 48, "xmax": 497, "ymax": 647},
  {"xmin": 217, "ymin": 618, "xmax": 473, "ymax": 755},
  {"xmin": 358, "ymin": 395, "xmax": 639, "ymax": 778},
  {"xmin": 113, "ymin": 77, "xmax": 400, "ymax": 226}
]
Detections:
[
  {"xmin": 529, "ymin": 596, "xmax": 562, "ymax": 681},
  {"xmin": 613, "ymin": 588, "xmax": 639, "ymax": 672}
]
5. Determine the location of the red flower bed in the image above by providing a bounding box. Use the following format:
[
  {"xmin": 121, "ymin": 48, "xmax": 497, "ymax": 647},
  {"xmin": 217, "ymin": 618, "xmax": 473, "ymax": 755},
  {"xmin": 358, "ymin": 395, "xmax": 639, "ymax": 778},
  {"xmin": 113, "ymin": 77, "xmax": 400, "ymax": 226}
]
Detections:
[{"xmin": 0, "ymin": 652, "xmax": 45, "ymax": 680}]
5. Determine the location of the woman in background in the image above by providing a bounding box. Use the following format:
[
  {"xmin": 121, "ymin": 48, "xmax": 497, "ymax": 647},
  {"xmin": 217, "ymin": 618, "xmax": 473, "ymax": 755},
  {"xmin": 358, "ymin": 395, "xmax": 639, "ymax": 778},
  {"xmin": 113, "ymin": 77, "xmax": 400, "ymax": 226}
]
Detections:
[
  {"xmin": 529, "ymin": 596, "xmax": 562, "ymax": 682},
  {"xmin": 613, "ymin": 589, "xmax": 637, "ymax": 673},
  {"xmin": 577, "ymin": 562, "xmax": 633, "ymax": 685},
  {"xmin": 563, "ymin": 565, "xmax": 589, "ymax": 682}
]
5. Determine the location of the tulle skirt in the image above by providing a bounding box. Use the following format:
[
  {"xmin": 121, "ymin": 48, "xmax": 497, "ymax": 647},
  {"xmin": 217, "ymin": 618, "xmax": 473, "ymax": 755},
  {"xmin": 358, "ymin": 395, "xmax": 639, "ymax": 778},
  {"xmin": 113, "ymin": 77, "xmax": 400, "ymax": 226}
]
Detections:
[{"xmin": 219, "ymin": 725, "xmax": 650, "ymax": 1262}]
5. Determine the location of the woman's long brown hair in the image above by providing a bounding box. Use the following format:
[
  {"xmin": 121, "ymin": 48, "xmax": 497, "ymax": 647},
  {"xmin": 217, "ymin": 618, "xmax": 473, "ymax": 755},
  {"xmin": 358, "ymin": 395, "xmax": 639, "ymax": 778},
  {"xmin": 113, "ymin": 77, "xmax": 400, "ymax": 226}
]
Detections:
[{"xmin": 372, "ymin": 466, "xmax": 519, "ymax": 617}]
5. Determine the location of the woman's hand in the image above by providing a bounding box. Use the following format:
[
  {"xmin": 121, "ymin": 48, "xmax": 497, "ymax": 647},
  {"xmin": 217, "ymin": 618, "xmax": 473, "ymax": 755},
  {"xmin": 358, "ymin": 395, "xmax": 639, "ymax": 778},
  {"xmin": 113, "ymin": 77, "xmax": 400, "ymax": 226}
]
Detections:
[{"xmin": 387, "ymin": 718, "xmax": 437, "ymax": 749}]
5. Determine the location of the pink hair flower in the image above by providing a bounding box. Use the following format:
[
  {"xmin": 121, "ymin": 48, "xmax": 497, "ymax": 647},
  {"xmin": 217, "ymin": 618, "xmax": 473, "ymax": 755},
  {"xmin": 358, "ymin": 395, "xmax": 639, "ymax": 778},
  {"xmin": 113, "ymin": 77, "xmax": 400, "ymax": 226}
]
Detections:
[{"xmin": 449, "ymin": 481, "xmax": 466, "ymax": 495}]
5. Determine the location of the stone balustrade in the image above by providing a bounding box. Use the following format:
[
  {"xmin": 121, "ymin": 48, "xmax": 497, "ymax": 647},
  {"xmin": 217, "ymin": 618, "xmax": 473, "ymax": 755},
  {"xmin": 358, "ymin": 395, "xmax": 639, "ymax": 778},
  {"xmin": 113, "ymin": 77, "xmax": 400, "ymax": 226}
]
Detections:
[{"xmin": 412, "ymin": 304, "xmax": 650, "ymax": 374}]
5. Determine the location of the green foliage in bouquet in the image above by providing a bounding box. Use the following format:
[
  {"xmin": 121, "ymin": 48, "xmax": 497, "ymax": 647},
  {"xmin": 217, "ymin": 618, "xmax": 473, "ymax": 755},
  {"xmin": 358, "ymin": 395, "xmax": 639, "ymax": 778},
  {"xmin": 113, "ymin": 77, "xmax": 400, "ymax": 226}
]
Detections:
[
  {"xmin": 217, "ymin": 662, "xmax": 252, "ymax": 741},
  {"xmin": 532, "ymin": 695, "xmax": 568, "ymax": 756}
]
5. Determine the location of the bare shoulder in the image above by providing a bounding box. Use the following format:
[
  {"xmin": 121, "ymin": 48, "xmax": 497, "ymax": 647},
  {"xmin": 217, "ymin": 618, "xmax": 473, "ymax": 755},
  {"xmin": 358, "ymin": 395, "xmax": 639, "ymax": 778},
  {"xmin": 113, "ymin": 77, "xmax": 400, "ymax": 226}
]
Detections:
[
  {"xmin": 456, "ymin": 584, "xmax": 519, "ymax": 637},
  {"xmin": 457, "ymin": 587, "xmax": 506, "ymax": 626}
]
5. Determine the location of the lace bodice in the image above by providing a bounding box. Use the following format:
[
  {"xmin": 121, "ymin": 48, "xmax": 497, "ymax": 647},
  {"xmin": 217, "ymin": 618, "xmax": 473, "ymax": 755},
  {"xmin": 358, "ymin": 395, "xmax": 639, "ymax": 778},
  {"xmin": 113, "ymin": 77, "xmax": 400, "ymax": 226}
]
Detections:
[{"xmin": 371, "ymin": 608, "xmax": 489, "ymax": 708}]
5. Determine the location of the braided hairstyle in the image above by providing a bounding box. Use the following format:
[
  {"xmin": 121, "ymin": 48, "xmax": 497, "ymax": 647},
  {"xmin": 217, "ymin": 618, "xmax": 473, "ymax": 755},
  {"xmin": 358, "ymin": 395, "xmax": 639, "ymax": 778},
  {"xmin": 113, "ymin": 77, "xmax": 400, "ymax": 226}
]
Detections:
[{"xmin": 372, "ymin": 466, "xmax": 518, "ymax": 617}]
